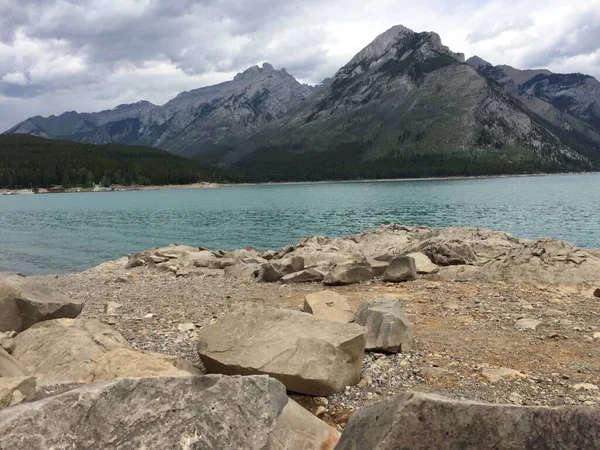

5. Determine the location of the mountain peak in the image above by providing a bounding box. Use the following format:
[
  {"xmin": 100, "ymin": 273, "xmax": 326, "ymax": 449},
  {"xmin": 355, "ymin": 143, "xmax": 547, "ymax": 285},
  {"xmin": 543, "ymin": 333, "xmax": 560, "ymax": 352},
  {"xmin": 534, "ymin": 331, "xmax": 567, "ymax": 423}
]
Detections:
[
  {"xmin": 233, "ymin": 62, "xmax": 284, "ymax": 81},
  {"xmin": 466, "ymin": 55, "xmax": 492, "ymax": 70},
  {"xmin": 338, "ymin": 24, "xmax": 464, "ymax": 82}
]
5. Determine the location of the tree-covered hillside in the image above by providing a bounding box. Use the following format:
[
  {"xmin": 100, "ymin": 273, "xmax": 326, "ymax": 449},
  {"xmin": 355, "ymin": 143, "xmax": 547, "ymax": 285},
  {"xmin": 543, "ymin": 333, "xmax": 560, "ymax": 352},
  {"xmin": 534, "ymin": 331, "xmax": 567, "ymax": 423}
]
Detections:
[{"xmin": 0, "ymin": 135, "xmax": 236, "ymax": 188}]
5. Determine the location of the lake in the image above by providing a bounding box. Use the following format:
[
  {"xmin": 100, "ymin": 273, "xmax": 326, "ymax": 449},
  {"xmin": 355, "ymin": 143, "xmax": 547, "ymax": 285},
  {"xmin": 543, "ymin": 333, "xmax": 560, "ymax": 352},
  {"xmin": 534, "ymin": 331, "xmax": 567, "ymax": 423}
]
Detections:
[{"xmin": 1, "ymin": 173, "xmax": 599, "ymax": 275}]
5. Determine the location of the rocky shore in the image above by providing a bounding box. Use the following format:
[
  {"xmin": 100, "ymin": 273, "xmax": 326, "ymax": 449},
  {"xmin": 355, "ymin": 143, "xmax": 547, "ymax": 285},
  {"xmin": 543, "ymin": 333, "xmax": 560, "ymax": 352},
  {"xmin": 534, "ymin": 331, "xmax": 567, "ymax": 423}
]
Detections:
[{"xmin": 2, "ymin": 224, "xmax": 600, "ymax": 448}]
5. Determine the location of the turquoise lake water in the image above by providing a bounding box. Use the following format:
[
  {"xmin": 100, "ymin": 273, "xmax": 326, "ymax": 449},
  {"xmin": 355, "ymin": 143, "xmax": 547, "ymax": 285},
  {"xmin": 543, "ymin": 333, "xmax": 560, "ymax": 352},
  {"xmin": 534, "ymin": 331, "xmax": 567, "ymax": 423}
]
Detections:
[{"xmin": 1, "ymin": 173, "xmax": 599, "ymax": 275}]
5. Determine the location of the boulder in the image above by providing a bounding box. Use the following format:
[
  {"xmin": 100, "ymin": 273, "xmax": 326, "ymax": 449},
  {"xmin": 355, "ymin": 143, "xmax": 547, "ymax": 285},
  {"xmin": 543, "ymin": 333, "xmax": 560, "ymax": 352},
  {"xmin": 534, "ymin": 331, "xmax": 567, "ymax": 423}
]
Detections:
[
  {"xmin": 180, "ymin": 250, "xmax": 216, "ymax": 268},
  {"xmin": 0, "ymin": 347, "xmax": 30, "ymax": 378},
  {"xmin": 12, "ymin": 318, "xmax": 200, "ymax": 385},
  {"xmin": 197, "ymin": 305, "xmax": 365, "ymax": 395},
  {"xmin": 259, "ymin": 262, "xmax": 283, "ymax": 282},
  {"xmin": 367, "ymin": 258, "xmax": 389, "ymax": 276},
  {"xmin": 594, "ymin": 288, "xmax": 600, "ymax": 298},
  {"xmin": 323, "ymin": 262, "xmax": 374, "ymax": 286},
  {"xmin": 266, "ymin": 399, "xmax": 340, "ymax": 450},
  {"xmin": 303, "ymin": 291, "xmax": 354, "ymax": 323},
  {"xmin": 0, "ymin": 376, "xmax": 36, "ymax": 409},
  {"xmin": 274, "ymin": 256, "xmax": 305, "ymax": 275},
  {"xmin": 0, "ymin": 274, "xmax": 83, "ymax": 333},
  {"xmin": 281, "ymin": 268, "xmax": 325, "ymax": 284},
  {"xmin": 406, "ymin": 252, "xmax": 439, "ymax": 274},
  {"xmin": 417, "ymin": 239, "xmax": 477, "ymax": 266},
  {"xmin": 0, "ymin": 375, "xmax": 292, "ymax": 450},
  {"xmin": 224, "ymin": 263, "xmax": 260, "ymax": 278},
  {"xmin": 0, "ymin": 332, "xmax": 15, "ymax": 354},
  {"xmin": 336, "ymin": 391, "xmax": 600, "ymax": 450},
  {"xmin": 382, "ymin": 256, "xmax": 417, "ymax": 282},
  {"xmin": 354, "ymin": 298, "xmax": 412, "ymax": 352}
]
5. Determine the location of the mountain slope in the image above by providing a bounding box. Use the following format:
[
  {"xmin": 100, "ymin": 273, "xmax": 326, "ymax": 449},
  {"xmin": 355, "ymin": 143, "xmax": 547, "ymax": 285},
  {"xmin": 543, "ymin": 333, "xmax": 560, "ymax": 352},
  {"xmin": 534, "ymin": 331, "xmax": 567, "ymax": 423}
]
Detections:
[
  {"xmin": 4, "ymin": 25, "xmax": 600, "ymax": 182},
  {"xmin": 4, "ymin": 64, "xmax": 315, "ymax": 155},
  {"xmin": 467, "ymin": 56, "xmax": 600, "ymax": 130},
  {"xmin": 0, "ymin": 134, "xmax": 235, "ymax": 188},
  {"xmin": 224, "ymin": 26, "xmax": 597, "ymax": 180}
]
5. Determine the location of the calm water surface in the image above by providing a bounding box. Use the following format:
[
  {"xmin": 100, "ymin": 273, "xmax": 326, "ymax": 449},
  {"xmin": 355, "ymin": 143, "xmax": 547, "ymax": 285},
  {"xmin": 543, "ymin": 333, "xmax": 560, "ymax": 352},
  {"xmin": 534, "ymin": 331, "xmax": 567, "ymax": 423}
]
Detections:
[{"xmin": 1, "ymin": 173, "xmax": 599, "ymax": 275}]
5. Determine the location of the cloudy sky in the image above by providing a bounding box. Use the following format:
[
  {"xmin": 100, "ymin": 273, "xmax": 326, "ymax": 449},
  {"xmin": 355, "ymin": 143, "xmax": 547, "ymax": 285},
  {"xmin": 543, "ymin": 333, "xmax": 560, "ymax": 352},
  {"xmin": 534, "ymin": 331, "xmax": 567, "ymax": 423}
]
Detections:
[{"xmin": 1, "ymin": 0, "xmax": 600, "ymax": 131}]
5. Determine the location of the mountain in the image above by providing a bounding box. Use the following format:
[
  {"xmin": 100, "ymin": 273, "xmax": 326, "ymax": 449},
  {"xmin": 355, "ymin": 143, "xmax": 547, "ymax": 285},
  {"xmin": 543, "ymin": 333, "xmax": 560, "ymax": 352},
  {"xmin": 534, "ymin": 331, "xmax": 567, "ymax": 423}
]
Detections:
[
  {"xmin": 226, "ymin": 26, "xmax": 598, "ymax": 180},
  {"xmin": 0, "ymin": 134, "xmax": 235, "ymax": 189},
  {"xmin": 467, "ymin": 56, "xmax": 600, "ymax": 130},
  {"xmin": 5, "ymin": 25, "xmax": 600, "ymax": 182},
  {"xmin": 4, "ymin": 63, "xmax": 315, "ymax": 157}
]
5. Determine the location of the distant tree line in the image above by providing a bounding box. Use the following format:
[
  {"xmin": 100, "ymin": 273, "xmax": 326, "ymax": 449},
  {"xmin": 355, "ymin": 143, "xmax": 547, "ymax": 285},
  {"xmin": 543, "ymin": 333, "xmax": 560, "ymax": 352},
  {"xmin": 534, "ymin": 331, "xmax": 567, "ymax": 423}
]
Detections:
[
  {"xmin": 0, "ymin": 135, "xmax": 237, "ymax": 189},
  {"xmin": 230, "ymin": 141, "xmax": 585, "ymax": 182}
]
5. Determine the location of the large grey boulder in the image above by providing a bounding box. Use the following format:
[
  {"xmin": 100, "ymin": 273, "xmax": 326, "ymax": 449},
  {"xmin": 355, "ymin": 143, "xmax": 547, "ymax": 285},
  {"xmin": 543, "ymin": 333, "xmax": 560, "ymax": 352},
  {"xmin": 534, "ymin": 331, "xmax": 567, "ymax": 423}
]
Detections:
[
  {"xmin": 382, "ymin": 256, "xmax": 417, "ymax": 282},
  {"xmin": 274, "ymin": 256, "xmax": 305, "ymax": 275},
  {"xmin": 0, "ymin": 376, "xmax": 36, "ymax": 409},
  {"xmin": 367, "ymin": 258, "xmax": 389, "ymax": 276},
  {"xmin": 197, "ymin": 305, "xmax": 365, "ymax": 395},
  {"xmin": 0, "ymin": 375, "xmax": 289, "ymax": 449},
  {"xmin": 406, "ymin": 252, "xmax": 439, "ymax": 274},
  {"xmin": 417, "ymin": 239, "xmax": 477, "ymax": 266},
  {"xmin": 354, "ymin": 298, "xmax": 412, "ymax": 352},
  {"xmin": 12, "ymin": 318, "xmax": 200, "ymax": 385},
  {"xmin": 259, "ymin": 262, "xmax": 283, "ymax": 282},
  {"xmin": 323, "ymin": 261, "xmax": 374, "ymax": 286},
  {"xmin": 336, "ymin": 391, "xmax": 600, "ymax": 450},
  {"xmin": 304, "ymin": 291, "xmax": 354, "ymax": 323},
  {"xmin": 281, "ymin": 268, "xmax": 324, "ymax": 284},
  {"xmin": 0, "ymin": 274, "xmax": 83, "ymax": 333}
]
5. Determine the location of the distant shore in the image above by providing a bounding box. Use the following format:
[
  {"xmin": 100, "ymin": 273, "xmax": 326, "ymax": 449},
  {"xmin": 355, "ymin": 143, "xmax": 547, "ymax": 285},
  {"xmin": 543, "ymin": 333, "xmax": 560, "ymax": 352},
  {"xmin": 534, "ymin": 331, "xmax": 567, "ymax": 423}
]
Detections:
[
  {"xmin": 0, "ymin": 182, "xmax": 222, "ymax": 196},
  {"xmin": 1, "ymin": 171, "xmax": 598, "ymax": 196}
]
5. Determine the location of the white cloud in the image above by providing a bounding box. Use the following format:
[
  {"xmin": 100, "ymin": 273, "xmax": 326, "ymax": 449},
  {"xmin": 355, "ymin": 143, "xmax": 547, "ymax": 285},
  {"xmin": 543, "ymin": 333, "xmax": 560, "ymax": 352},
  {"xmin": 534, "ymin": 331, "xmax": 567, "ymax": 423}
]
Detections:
[
  {"xmin": 1, "ymin": 72, "xmax": 28, "ymax": 85},
  {"xmin": 1, "ymin": 0, "xmax": 600, "ymax": 131}
]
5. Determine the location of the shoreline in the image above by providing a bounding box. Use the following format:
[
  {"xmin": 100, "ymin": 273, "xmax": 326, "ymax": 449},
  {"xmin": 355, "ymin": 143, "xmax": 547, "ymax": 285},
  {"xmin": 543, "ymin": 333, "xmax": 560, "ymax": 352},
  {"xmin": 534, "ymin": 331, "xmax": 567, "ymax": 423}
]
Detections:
[{"xmin": 1, "ymin": 171, "xmax": 599, "ymax": 196}]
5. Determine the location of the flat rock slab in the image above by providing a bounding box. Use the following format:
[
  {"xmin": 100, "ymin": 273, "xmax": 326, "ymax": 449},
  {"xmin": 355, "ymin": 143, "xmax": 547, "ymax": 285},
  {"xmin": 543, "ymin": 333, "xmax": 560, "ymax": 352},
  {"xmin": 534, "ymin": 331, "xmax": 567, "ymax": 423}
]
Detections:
[
  {"xmin": 323, "ymin": 262, "xmax": 374, "ymax": 286},
  {"xmin": 281, "ymin": 268, "xmax": 324, "ymax": 284},
  {"xmin": 197, "ymin": 305, "xmax": 365, "ymax": 395},
  {"xmin": 0, "ymin": 274, "xmax": 83, "ymax": 333},
  {"xmin": 382, "ymin": 256, "xmax": 417, "ymax": 282},
  {"xmin": 0, "ymin": 375, "xmax": 291, "ymax": 450},
  {"xmin": 0, "ymin": 376, "xmax": 35, "ymax": 409},
  {"xmin": 354, "ymin": 297, "xmax": 412, "ymax": 352},
  {"xmin": 304, "ymin": 291, "xmax": 354, "ymax": 323},
  {"xmin": 12, "ymin": 318, "xmax": 199, "ymax": 385},
  {"xmin": 336, "ymin": 391, "xmax": 600, "ymax": 450}
]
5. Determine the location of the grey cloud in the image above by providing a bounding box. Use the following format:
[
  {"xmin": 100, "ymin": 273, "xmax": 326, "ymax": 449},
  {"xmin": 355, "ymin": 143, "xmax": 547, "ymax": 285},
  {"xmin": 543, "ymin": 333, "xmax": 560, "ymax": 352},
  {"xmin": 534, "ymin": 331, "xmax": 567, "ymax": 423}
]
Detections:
[
  {"xmin": 520, "ymin": 11, "xmax": 600, "ymax": 69},
  {"xmin": 467, "ymin": 17, "xmax": 534, "ymax": 43}
]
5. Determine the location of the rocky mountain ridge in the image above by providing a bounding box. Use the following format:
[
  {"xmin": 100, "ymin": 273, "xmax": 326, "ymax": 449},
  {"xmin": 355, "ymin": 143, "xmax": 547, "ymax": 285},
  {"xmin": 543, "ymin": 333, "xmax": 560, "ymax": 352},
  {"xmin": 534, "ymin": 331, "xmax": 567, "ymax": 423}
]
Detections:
[
  {"xmin": 5, "ymin": 63, "xmax": 315, "ymax": 157},
  {"xmin": 467, "ymin": 56, "xmax": 600, "ymax": 131},
  {"xmin": 4, "ymin": 26, "xmax": 600, "ymax": 179}
]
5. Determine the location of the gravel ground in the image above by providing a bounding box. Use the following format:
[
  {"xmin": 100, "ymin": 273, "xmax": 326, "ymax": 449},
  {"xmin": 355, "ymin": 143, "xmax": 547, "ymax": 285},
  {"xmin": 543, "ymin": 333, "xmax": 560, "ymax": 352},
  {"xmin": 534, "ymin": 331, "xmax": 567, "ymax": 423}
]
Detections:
[{"xmin": 35, "ymin": 267, "xmax": 600, "ymax": 429}]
